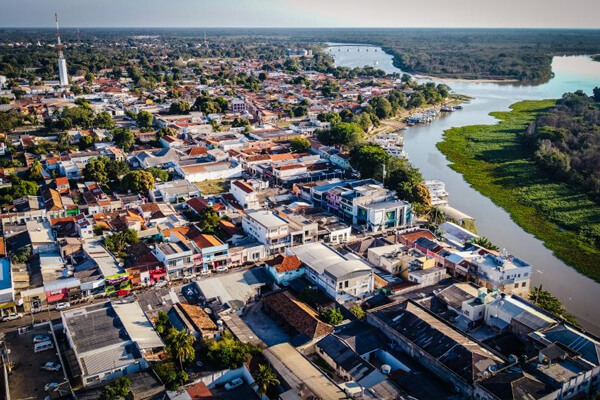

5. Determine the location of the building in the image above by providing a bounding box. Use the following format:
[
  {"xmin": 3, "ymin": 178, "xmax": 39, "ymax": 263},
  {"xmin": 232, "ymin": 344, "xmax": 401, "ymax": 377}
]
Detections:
[
  {"xmin": 265, "ymin": 254, "xmax": 304, "ymax": 285},
  {"xmin": 230, "ymin": 180, "xmax": 260, "ymax": 210},
  {"xmin": 175, "ymin": 161, "xmax": 242, "ymax": 182},
  {"xmin": 242, "ymin": 210, "xmax": 290, "ymax": 255},
  {"xmin": 263, "ymin": 343, "xmax": 346, "ymax": 400},
  {"xmin": 0, "ymin": 258, "xmax": 16, "ymax": 317},
  {"xmin": 289, "ymin": 242, "xmax": 374, "ymax": 302},
  {"xmin": 150, "ymin": 179, "xmax": 201, "ymax": 204},
  {"xmin": 62, "ymin": 301, "xmax": 163, "ymax": 387},
  {"xmin": 367, "ymin": 300, "xmax": 505, "ymax": 399},
  {"xmin": 152, "ymin": 242, "xmax": 193, "ymax": 279},
  {"xmin": 472, "ymin": 253, "xmax": 532, "ymax": 295},
  {"xmin": 262, "ymin": 290, "xmax": 333, "ymax": 341}
]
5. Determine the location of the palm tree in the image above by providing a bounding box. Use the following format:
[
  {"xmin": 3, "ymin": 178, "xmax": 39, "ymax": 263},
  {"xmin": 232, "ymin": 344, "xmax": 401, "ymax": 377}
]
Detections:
[
  {"xmin": 428, "ymin": 206, "xmax": 446, "ymax": 226},
  {"xmin": 155, "ymin": 311, "xmax": 170, "ymax": 335},
  {"xmin": 471, "ymin": 236, "xmax": 499, "ymax": 251},
  {"xmin": 166, "ymin": 328, "xmax": 196, "ymax": 370},
  {"xmin": 254, "ymin": 364, "xmax": 280, "ymax": 396}
]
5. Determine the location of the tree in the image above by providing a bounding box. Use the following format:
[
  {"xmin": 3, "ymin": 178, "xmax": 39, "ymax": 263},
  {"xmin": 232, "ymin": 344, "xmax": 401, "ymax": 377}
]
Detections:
[
  {"xmin": 289, "ymin": 137, "xmax": 311, "ymax": 153},
  {"xmin": 104, "ymin": 229, "xmax": 139, "ymax": 257},
  {"xmin": 593, "ymin": 86, "xmax": 600, "ymax": 102},
  {"xmin": 9, "ymin": 176, "xmax": 39, "ymax": 198},
  {"xmin": 166, "ymin": 328, "xmax": 196, "ymax": 370},
  {"xmin": 112, "ymin": 128, "xmax": 135, "ymax": 152},
  {"xmin": 370, "ymin": 97, "xmax": 393, "ymax": 119},
  {"xmin": 105, "ymin": 160, "xmax": 130, "ymax": 181},
  {"xmin": 317, "ymin": 122, "xmax": 363, "ymax": 151},
  {"xmin": 100, "ymin": 377, "xmax": 131, "ymax": 400},
  {"xmin": 258, "ymin": 72, "xmax": 268, "ymax": 82},
  {"xmin": 471, "ymin": 237, "xmax": 499, "ymax": 251},
  {"xmin": 232, "ymin": 117, "xmax": 250, "ymax": 129},
  {"xmin": 136, "ymin": 110, "xmax": 153, "ymax": 129},
  {"xmin": 197, "ymin": 207, "xmax": 220, "ymax": 234},
  {"xmin": 254, "ymin": 364, "xmax": 280, "ymax": 396},
  {"xmin": 152, "ymin": 361, "xmax": 188, "ymax": 391},
  {"xmin": 122, "ymin": 170, "xmax": 155, "ymax": 194},
  {"xmin": 93, "ymin": 112, "xmax": 115, "ymax": 130},
  {"xmin": 84, "ymin": 157, "xmax": 109, "ymax": 184},
  {"xmin": 428, "ymin": 206, "xmax": 446, "ymax": 226},
  {"xmin": 349, "ymin": 143, "xmax": 389, "ymax": 180},
  {"xmin": 155, "ymin": 311, "xmax": 170, "ymax": 335},
  {"xmin": 320, "ymin": 307, "xmax": 343, "ymax": 325},
  {"xmin": 206, "ymin": 331, "xmax": 261, "ymax": 369},
  {"xmin": 349, "ymin": 304, "xmax": 365, "ymax": 320},
  {"xmin": 408, "ymin": 92, "xmax": 425, "ymax": 108},
  {"xmin": 169, "ymin": 101, "xmax": 191, "ymax": 115},
  {"xmin": 27, "ymin": 159, "xmax": 43, "ymax": 180},
  {"xmin": 530, "ymin": 285, "xmax": 579, "ymax": 327},
  {"xmin": 147, "ymin": 167, "xmax": 169, "ymax": 182},
  {"xmin": 156, "ymin": 126, "xmax": 175, "ymax": 140},
  {"xmin": 79, "ymin": 135, "xmax": 95, "ymax": 150}
]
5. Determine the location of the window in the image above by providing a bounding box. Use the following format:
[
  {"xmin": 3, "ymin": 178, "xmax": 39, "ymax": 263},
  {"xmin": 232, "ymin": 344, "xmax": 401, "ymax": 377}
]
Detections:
[
  {"xmin": 339, "ymin": 282, "xmax": 343, "ymax": 289},
  {"xmin": 344, "ymin": 281, "xmax": 349, "ymax": 288},
  {"xmin": 479, "ymin": 311, "xmax": 483, "ymax": 317},
  {"xmin": 522, "ymin": 282, "xmax": 526, "ymax": 287},
  {"xmin": 514, "ymin": 283, "xmax": 519, "ymax": 288},
  {"xmin": 524, "ymin": 272, "xmax": 528, "ymax": 277}
]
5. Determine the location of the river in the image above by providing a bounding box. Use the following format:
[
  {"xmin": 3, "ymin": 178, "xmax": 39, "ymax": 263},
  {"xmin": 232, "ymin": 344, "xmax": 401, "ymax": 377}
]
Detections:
[{"xmin": 327, "ymin": 44, "xmax": 600, "ymax": 334}]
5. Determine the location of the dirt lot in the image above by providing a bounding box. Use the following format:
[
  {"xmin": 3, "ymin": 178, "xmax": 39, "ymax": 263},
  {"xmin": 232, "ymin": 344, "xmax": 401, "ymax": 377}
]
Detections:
[
  {"xmin": 5, "ymin": 324, "xmax": 70, "ymax": 399},
  {"xmin": 241, "ymin": 301, "xmax": 290, "ymax": 347}
]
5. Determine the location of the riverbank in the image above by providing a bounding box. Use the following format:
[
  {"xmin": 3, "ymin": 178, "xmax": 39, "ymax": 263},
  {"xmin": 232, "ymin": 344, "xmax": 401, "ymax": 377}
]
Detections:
[
  {"xmin": 413, "ymin": 74, "xmax": 520, "ymax": 84},
  {"xmin": 437, "ymin": 100, "xmax": 600, "ymax": 283}
]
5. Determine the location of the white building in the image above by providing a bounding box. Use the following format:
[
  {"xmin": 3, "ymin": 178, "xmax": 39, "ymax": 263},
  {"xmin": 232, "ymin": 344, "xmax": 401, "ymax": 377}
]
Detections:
[
  {"xmin": 472, "ymin": 253, "xmax": 532, "ymax": 296},
  {"xmin": 242, "ymin": 210, "xmax": 290, "ymax": 255},
  {"xmin": 230, "ymin": 180, "xmax": 260, "ymax": 210},
  {"xmin": 150, "ymin": 179, "xmax": 201, "ymax": 204},
  {"xmin": 175, "ymin": 161, "xmax": 242, "ymax": 182},
  {"xmin": 289, "ymin": 242, "xmax": 374, "ymax": 303}
]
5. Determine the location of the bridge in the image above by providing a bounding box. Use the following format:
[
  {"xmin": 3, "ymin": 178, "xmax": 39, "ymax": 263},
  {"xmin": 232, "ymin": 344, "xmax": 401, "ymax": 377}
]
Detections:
[{"xmin": 327, "ymin": 44, "xmax": 379, "ymax": 52}]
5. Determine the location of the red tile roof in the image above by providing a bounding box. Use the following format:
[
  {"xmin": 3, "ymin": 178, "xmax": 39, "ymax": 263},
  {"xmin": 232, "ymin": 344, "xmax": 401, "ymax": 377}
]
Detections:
[{"xmin": 266, "ymin": 255, "xmax": 303, "ymax": 273}]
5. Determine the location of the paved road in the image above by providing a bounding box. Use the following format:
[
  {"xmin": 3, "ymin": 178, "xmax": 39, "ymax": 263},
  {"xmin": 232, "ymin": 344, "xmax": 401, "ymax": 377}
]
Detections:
[{"xmin": 0, "ymin": 281, "xmax": 193, "ymax": 334}]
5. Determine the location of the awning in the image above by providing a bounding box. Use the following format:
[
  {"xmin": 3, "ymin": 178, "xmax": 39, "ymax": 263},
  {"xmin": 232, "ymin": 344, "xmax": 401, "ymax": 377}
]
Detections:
[{"xmin": 0, "ymin": 302, "xmax": 16, "ymax": 310}]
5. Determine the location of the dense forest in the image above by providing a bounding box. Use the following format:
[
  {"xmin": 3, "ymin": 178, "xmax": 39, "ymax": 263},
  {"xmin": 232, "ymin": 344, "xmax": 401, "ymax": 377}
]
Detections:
[{"xmin": 524, "ymin": 89, "xmax": 600, "ymax": 195}]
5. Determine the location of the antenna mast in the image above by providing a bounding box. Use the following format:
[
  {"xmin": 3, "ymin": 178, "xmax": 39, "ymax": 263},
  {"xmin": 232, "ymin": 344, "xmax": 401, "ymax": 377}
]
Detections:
[
  {"xmin": 55, "ymin": 13, "xmax": 69, "ymax": 86},
  {"xmin": 55, "ymin": 13, "xmax": 64, "ymax": 57}
]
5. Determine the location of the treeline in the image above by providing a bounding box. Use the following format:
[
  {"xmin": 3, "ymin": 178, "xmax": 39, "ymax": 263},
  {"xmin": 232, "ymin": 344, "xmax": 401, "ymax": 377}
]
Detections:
[{"xmin": 524, "ymin": 89, "xmax": 600, "ymax": 195}]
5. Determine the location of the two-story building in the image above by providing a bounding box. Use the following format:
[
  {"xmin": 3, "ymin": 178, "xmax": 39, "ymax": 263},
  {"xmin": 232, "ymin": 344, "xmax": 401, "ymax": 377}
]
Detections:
[
  {"xmin": 472, "ymin": 253, "xmax": 532, "ymax": 295},
  {"xmin": 152, "ymin": 242, "xmax": 193, "ymax": 280},
  {"xmin": 242, "ymin": 210, "xmax": 290, "ymax": 255}
]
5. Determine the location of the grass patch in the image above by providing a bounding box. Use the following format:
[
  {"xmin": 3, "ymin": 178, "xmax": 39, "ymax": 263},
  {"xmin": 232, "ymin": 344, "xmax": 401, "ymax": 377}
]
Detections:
[
  {"xmin": 194, "ymin": 179, "xmax": 230, "ymax": 195},
  {"xmin": 437, "ymin": 100, "xmax": 600, "ymax": 283}
]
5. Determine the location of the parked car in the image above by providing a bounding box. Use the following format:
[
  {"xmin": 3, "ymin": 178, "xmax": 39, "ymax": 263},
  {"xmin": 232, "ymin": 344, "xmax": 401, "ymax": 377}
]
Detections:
[
  {"xmin": 215, "ymin": 266, "xmax": 228, "ymax": 273},
  {"xmin": 55, "ymin": 302, "xmax": 70, "ymax": 311},
  {"xmin": 44, "ymin": 382, "xmax": 59, "ymax": 392},
  {"xmin": 224, "ymin": 378, "xmax": 243, "ymax": 391},
  {"xmin": 155, "ymin": 280, "xmax": 168, "ymax": 288},
  {"xmin": 1, "ymin": 313, "xmax": 22, "ymax": 322},
  {"xmin": 41, "ymin": 362, "xmax": 61, "ymax": 372},
  {"xmin": 33, "ymin": 334, "xmax": 51, "ymax": 343},
  {"xmin": 200, "ymin": 269, "xmax": 211, "ymax": 276}
]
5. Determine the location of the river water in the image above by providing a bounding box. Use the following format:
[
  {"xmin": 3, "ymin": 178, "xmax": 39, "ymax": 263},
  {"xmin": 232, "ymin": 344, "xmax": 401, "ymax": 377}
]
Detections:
[{"xmin": 328, "ymin": 44, "xmax": 600, "ymax": 334}]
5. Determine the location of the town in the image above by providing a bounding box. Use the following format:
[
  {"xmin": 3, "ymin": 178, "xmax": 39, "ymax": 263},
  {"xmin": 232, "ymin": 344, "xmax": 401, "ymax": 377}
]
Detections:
[{"xmin": 0, "ymin": 20, "xmax": 598, "ymax": 400}]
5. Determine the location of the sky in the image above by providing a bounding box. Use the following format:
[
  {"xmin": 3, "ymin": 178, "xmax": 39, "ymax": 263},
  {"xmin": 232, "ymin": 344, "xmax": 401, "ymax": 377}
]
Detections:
[{"xmin": 1, "ymin": 0, "xmax": 599, "ymax": 29}]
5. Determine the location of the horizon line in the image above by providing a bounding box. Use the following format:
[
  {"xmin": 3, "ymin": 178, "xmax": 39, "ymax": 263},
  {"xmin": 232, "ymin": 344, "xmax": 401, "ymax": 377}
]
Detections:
[{"xmin": 2, "ymin": 26, "xmax": 600, "ymax": 30}]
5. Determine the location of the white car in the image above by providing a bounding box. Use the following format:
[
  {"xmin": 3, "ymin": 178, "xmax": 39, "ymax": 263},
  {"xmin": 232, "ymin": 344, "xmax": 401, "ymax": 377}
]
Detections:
[
  {"xmin": 41, "ymin": 362, "xmax": 61, "ymax": 372},
  {"xmin": 200, "ymin": 269, "xmax": 211, "ymax": 276},
  {"xmin": 1, "ymin": 313, "xmax": 23, "ymax": 322},
  {"xmin": 55, "ymin": 302, "xmax": 70, "ymax": 311},
  {"xmin": 215, "ymin": 266, "xmax": 228, "ymax": 273},
  {"xmin": 155, "ymin": 280, "xmax": 168, "ymax": 288},
  {"xmin": 224, "ymin": 378, "xmax": 243, "ymax": 391}
]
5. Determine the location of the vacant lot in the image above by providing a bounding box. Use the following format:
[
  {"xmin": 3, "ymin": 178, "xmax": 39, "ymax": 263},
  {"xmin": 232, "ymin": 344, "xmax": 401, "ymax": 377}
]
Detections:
[{"xmin": 195, "ymin": 179, "xmax": 230, "ymax": 195}]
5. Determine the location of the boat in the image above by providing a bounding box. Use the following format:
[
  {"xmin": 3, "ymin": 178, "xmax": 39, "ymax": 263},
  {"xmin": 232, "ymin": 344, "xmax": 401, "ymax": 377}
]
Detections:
[
  {"xmin": 453, "ymin": 105, "xmax": 463, "ymax": 110},
  {"xmin": 441, "ymin": 106, "xmax": 454, "ymax": 112}
]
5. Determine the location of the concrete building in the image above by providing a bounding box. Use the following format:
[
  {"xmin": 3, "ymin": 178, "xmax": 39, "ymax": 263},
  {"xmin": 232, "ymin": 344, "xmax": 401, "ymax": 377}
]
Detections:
[
  {"xmin": 472, "ymin": 253, "xmax": 532, "ymax": 295},
  {"xmin": 242, "ymin": 210, "xmax": 290, "ymax": 255},
  {"xmin": 289, "ymin": 242, "xmax": 374, "ymax": 302},
  {"xmin": 62, "ymin": 301, "xmax": 163, "ymax": 387},
  {"xmin": 152, "ymin": 242, "xmax": 193, "ymax": 279},
  {"xmin": 175, "ymin": 161, "xmax": 242, "ymax": 182},
  {"xmin": 150, "ymin": 179, "xmax": 201, "ymax": 204},
  {"xmin": 230, "ymin": 180, "xmax": 260, "ymax": 210}
]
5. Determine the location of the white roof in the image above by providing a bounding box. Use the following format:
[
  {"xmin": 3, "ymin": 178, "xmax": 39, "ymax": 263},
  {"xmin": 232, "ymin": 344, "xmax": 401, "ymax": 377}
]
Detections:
[
  {"xmin": 290, "ymin": 242, "xmax": 371, "ymax": 278},
  {"xmin": 83, "ymin": 240, "xmax": 122, "ymax": 277},
  {"xmin": 246, "ymin": 210, "xmax": 289, "ymax": 229},
  {"xmin": 112, "ymin": 302, "xmax": 164, "ymax": 349},
  {"xmin": 26, "ymin": 220, "xmax": 55, "ymax": 244}
]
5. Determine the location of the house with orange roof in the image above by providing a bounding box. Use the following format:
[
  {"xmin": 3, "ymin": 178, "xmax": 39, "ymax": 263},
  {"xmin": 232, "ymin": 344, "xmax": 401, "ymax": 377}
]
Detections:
[
  {"xmin": 265, "ymin": 254, "xmax": 304, "ymax": 285},
  {"xmin": 230, "ymin": 180, "xmax": 260, "ymax": 210},
  {"xmin": 55, "ymin": 176, "xmax": 70, "ymax": 195}
]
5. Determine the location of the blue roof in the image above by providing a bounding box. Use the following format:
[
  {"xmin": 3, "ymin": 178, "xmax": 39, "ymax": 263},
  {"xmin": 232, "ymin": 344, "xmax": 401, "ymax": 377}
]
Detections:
[{"xmin": 0, "ymin": 258, "xmax": 12, "ymax": 291}]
